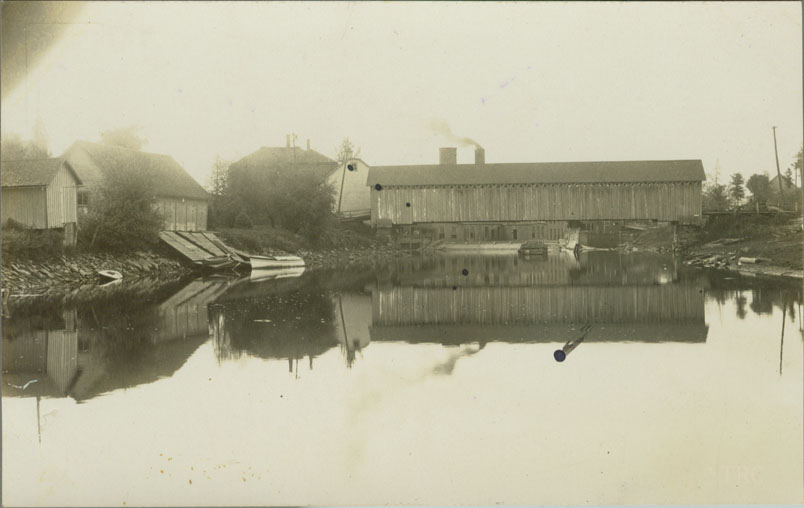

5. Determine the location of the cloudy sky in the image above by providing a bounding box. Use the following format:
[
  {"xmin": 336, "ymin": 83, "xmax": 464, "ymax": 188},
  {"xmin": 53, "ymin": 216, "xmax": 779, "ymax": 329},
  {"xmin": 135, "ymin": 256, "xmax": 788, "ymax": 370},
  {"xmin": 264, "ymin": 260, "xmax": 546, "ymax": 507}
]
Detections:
[{"xmin": 2, "ymin": 1, "xmax": 802, "ymax": 186}]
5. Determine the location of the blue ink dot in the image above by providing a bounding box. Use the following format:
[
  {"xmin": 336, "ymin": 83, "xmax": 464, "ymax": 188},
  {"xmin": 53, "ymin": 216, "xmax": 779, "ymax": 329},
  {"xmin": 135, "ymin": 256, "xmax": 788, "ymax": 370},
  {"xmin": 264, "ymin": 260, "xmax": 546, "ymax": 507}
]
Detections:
[
  {"xmin": 374, "ymin": 184, "xmax": 382, "ymax": 191},
  {"xmin": 554, "ymin": 350, "xmax": 566, "ymax": 362}
]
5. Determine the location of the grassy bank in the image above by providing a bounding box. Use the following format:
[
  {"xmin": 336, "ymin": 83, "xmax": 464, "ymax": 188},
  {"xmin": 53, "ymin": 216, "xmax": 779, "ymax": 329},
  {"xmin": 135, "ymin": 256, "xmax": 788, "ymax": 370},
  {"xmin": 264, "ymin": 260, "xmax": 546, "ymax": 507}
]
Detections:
[
  {"xmin": 215, "ymin": 221, "xmax": 404, "ymax": 270},
  {"xmin": 215, "ymin": 220, "xmax": 384, "ymax": 254}
]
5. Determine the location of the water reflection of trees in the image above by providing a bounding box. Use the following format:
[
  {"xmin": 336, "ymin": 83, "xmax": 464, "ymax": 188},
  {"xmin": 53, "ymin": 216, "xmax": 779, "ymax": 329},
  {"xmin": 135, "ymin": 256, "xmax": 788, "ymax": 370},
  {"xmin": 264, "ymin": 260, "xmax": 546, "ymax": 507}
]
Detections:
[
  {"xmin": 209, "ymin": 279, "xmax": 339, "ymax": 369},
  {"xmin": 706, "ymin": 286, "xmax": 802, "ymax": 322}
]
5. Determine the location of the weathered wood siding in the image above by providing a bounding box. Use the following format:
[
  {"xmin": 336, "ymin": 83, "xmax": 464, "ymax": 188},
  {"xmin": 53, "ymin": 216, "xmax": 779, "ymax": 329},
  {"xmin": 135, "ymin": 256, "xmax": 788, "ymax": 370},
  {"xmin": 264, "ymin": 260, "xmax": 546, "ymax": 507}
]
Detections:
[
  {"xmin": 153, "ymin": 278, "xmax": 227, "ymax": 343},
  {"xmin": 46, "ymin": 329, "xmax": 79, "ymax": 394},
  {"xmin": 45, "ymin": 165, "xmax": 78, "ymax": 227},
  {"xmin": 1, "ymin": 187, "xmax": 47, "ymax": 228},
  {"xmin": 327, "ymin": 159, "xmax": 371, "ymax": 217},
  {"xmin": 373, "ymin": 284, "xmax": 704, "ymax": 326},
  {"xmin": 372, "ymin": 181, "xmax": 702, "ymax": 224},
  {"xmin": 157, "ymin": 198, "xmax": 208, "ymax": 231}
]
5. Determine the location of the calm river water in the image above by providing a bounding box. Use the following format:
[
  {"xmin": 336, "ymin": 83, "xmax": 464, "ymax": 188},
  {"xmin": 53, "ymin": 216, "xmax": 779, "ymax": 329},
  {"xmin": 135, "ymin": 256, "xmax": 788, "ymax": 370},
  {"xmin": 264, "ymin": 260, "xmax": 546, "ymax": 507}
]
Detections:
[{"xmin": 2, "ymin": 251, "xmax": 802, "ymax": 506}]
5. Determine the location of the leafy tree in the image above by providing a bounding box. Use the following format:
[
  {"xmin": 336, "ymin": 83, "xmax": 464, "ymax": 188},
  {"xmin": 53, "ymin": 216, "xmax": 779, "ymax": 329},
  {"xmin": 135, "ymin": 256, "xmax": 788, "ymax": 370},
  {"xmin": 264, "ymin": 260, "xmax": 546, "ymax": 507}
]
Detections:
[
  {"xmin": 746, "ymin": 173, "xmax": 770, "ymax": 203},
  {"xmin": 1, "ymin": 132, "xmax": 49, "ymax": 160},
  {"xmin": 728, "ymin": 173, "xmax": 745, "ymax": 203},
  {"xmin": 79, "ymin": 163, "xmax": 164, "ymax": 249},
  {"xmin": 226, "ymin": 163, "xmax": 335, "ymax": 243},
  {"xmin": 703, "ymin": 183, "xmax": 731, "ymax": 211},
  {"xmin": 100, "ymin": 125, "xmax": 147, "ymax": 150},
  {"xmin": 206, "ymin": 156, "xmax": 237, "ymax": 227},
  {"xmin": 335, "ymin": 138, "xmax": 361, "ymax": 164},
  {"xmin": 784, "ymin": 167, "xmax": 794, "ymax": 188}
]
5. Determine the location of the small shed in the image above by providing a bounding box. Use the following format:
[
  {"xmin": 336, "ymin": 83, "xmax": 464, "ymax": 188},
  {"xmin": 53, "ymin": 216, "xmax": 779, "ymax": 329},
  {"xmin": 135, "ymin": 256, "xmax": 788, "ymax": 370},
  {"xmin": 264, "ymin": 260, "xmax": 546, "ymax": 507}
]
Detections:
[{"xmin": 1, "ymin": 157, "xmax": 81, "ymax": 230}]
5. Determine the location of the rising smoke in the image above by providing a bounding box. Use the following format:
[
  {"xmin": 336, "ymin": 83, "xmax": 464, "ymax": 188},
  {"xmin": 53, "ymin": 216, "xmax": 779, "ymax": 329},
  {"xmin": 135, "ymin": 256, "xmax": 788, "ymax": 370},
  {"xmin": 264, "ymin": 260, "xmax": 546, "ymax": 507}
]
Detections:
[{"xmin": 428, "ymin": 119, "xmax": 483, "ymax": 149}]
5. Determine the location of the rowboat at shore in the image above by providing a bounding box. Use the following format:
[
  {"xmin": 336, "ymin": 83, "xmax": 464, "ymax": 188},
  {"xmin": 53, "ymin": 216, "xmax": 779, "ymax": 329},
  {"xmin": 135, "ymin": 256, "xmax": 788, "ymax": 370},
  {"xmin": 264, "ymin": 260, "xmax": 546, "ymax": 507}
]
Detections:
[{"xmin": 249, "ymin": 254, "xmax": 305, "ymax": 270}]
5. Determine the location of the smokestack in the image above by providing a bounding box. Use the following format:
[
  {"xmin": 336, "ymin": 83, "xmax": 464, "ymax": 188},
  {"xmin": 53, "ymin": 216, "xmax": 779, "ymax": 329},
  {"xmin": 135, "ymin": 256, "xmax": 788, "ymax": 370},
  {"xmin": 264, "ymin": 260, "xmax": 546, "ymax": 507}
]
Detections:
[
  {"xmin": 306, "ymin": 139, "xmax": 310, "ymax": 150},
  {"xmin": 286, "ymin": 134, "xmax": 290, "ymax": 148},
  {"xmin": 439, "ymin": 147, "xmax": 457, "ymax": 165},
  {"xmin": 474, "ymin": 147, "xmax": 485, "ymax": 165}
]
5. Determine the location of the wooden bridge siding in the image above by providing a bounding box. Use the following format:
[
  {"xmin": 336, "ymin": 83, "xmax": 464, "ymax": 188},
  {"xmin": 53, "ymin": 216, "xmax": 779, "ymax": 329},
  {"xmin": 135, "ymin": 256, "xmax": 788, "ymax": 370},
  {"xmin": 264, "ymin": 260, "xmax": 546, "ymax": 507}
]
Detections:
[
  {"xmin": 372, "ymin": 285, "xmax": 705, "ymax": 325},
  {"xmin": 373, "ymin": 182, "xmax": 701, "ymax": 223}
]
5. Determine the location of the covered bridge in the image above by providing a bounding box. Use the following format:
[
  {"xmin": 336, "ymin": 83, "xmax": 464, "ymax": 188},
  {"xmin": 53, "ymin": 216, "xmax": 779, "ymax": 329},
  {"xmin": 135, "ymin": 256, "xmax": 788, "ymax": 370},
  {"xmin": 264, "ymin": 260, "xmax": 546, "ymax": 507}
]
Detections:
[{"xmin": 368, "ymin": 152, "xmax": 705, "ymax": 240}]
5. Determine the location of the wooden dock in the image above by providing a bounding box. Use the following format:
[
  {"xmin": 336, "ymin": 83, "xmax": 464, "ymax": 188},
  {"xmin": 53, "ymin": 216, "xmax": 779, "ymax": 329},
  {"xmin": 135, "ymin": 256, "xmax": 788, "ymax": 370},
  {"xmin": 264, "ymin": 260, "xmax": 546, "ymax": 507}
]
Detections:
[{"xmin": 159, "ymin": 231, "xmax": 250, "ymax": 270}]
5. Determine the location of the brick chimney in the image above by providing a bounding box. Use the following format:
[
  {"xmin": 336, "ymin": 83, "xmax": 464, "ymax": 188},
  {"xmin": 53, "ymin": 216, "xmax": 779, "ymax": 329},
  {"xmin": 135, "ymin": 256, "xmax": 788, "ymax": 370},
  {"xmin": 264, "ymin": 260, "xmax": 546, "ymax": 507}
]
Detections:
[
  {"xmin": 439, "ymin": 147, "xmax": 457, "ymax": 165},
  {"xmin": 306, "ymin": 139, "xmax": 310, "ymax": 150},
  {"xmin": 286, "ymin": 134, "xmax": 291, "ymax": 148},
  {"xmin": 474, "ymin": 147, "xmax": 485, "ymax": 165}
]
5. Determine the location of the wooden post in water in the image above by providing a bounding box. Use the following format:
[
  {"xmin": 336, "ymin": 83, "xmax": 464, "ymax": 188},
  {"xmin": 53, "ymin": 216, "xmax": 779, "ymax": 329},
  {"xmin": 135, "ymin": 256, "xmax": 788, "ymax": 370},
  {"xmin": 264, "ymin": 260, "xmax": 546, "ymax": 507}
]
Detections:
[
  {"xmin": 37, "ymin": 396, "xmax": 42, "ymax": 444},
  {"xmin": 780, "ymin": 294, "xmax": 786, "ymax": 376},
  {"xmin": 672, "ymin": 222, "xmax": 678, "ymax": 251}
]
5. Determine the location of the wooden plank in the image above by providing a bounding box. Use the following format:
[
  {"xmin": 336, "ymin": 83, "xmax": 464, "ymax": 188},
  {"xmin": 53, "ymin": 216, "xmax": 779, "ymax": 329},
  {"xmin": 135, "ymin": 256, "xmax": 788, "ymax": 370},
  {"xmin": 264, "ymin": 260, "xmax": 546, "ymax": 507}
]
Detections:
[
  {"xmin": 202, "ymin": 233, "xmax": 249, "ymax": 263},
  {"xmin": 176, "ymin": 231, "xmax": 226, "ymax": 256},
  {"xmin": 158, "ymin": 231, "xmax": 210, "ymax": 262}
]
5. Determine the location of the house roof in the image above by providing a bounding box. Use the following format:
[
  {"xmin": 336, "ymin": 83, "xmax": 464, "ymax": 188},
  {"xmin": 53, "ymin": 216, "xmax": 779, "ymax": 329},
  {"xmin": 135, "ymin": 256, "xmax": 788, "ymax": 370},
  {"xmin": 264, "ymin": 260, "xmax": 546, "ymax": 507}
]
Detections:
[
  {"xmin": 230, "ymin": 146, "xmax": 338, "ymax": 181},
  {"xmin": 367, "ymin": 160, "xmax": 706, "ymax": 187},
  {"xmin": 769, "ymin": 174, "xmax": 799, "ymax": 189},
  {"xmin": 63, "ymin": 141, "xmax": 209, "ymax": 201},
  {"xmin": 1, "ymin": 157, "xmax": 82, "ymax": 187}
]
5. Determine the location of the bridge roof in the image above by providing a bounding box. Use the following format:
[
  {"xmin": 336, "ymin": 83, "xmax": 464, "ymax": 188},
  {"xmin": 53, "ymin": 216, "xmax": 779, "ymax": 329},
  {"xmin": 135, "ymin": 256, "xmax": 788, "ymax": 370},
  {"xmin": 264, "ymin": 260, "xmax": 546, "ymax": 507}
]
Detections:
[{"xmin": 367, "ymin": 159, "xmax": 705, "ymax": 187}]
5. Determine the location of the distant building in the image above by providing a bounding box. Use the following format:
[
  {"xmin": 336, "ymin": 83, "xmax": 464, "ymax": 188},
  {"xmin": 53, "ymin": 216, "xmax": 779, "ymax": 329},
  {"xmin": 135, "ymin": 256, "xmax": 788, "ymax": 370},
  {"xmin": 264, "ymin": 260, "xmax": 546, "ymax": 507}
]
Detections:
[
  {"xmin": 326, "ymin": 158, "xmax": 371, "ymax": 219},
  {"xmin": 1, "ymin": 158, "xmax": 81, "ymax": 239},
  {"xmin": 768, "ymin": 174, "xmax": 802, "ymax": 209},
  {"xmin": 229, "ymin": 139, "xmax": 338, "ymax": 184},
  {"xmin": 63, "ymin": 141, "xmax": 209, "ymax": 231},
  {"xmin": 769, "ymin": 174, "xmax": 797, "ymax": 190},
  {"xmin": 367, "ymin": 148, "xmax": 705, "ymax": 241},
  {"xmin": 231, "ymin": 138, "xmax": 383, "ymax": 218}
]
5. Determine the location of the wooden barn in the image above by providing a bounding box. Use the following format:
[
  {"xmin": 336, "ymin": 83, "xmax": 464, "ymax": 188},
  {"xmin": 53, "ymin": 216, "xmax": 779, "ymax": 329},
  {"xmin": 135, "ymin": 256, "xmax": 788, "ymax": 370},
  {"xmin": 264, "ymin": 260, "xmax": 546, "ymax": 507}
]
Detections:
[
  {"xmin": 368, "ymin": 148, "xmax": 705, "ymax": 240},
  {"xmin": 326, "ymin": 158, "xmax": 372, "ymax": 218},
  {"xmin": 63, "ymin": 141, "xmax": 210, "ymax": 231},
  {"xmin": 1, "ymin": 158, "xmax": 81, "ymax": 233}
]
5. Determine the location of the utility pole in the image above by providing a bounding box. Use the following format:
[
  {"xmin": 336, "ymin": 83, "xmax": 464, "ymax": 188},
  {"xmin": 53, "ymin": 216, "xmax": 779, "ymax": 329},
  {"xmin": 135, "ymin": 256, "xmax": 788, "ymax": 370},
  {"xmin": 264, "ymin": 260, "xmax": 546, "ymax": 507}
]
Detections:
[{"xmin": 772, "ymin": 126, "xmax": 785, "ymax": 210}]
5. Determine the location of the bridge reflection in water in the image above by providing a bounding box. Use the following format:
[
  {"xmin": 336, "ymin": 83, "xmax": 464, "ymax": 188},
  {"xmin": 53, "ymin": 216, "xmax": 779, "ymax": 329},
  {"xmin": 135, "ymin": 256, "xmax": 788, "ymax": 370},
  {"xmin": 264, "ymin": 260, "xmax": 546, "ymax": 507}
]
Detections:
[{"xmin": 209, "ymin": 252, "xmax": 709, "ymax": 370}]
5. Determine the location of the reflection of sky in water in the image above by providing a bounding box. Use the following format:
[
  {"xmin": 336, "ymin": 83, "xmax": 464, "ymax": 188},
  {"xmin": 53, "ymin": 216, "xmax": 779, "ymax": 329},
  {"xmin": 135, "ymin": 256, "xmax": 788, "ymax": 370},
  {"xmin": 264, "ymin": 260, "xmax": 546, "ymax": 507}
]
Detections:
[{"xmin": 2, "ymin": 252, "xmax": 802, "ymax": 506}]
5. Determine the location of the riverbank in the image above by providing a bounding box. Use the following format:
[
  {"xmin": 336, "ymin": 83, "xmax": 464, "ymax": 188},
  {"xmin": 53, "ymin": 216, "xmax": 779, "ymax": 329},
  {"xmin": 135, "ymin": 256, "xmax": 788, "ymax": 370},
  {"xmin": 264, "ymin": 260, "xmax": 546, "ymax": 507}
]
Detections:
[
  {"xmin": 625, "ymin": 214, "xmax": 803, "ymax": 280},
  {"xmin": 1, "ymin": 222, "xmax": 408, "ymax": 298},
  {"xmin": 1, "ymin": 251, "xmax": 194, "ymax": 297}
]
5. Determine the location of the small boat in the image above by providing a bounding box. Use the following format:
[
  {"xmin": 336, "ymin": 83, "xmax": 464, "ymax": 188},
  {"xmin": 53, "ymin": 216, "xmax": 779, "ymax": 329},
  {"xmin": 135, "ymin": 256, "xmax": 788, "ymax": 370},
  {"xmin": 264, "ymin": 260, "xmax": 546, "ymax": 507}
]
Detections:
[
  {"xmin": 518, "ymin": 241, "xmax": 548, "ymax": 256},
  {"xmin": 249, "ymin": 254, "xmax": 305, "ymax": 270},
  {"xmin": 249, "ymin": 266, "xmax": 306, "ymax": 282},
  {"xmin": 97, "ymin": 270, "xmax": 123, "ymax": 283}
]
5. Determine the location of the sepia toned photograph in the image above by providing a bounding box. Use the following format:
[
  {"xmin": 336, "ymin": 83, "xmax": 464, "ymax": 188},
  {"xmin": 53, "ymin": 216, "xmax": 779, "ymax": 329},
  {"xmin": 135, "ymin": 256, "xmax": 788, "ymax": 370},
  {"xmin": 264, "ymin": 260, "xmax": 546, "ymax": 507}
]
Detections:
[{"xmin": 1, "ymin": 1, "xmax": 803, "ymax": 506}]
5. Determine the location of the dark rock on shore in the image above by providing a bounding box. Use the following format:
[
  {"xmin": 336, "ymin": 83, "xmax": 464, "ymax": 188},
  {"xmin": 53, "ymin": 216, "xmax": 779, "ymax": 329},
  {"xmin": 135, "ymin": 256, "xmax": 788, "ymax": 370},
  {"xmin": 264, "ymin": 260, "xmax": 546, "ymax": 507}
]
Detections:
[{"xmin": 2, "ymin": 251, "xmax": 193, "ymax": 297}]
